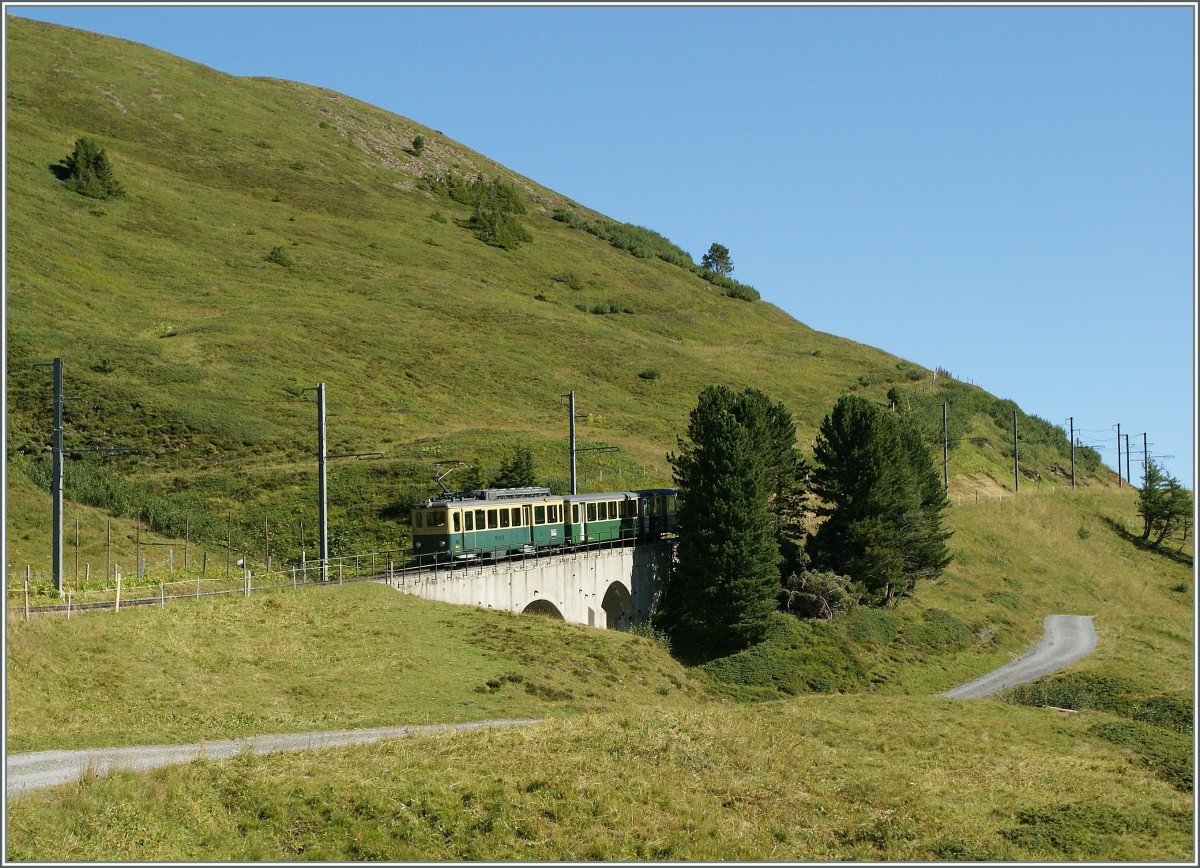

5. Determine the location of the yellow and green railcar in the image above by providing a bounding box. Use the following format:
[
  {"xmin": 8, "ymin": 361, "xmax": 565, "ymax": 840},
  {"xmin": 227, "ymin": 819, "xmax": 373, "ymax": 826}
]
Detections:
[{"xmin": 412, "ymin": 486, "xmax": 677, "ymax": 561}]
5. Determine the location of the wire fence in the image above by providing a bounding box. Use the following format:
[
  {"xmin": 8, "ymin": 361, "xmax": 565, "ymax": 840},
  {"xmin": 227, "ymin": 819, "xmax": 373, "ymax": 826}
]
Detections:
[{"xmin": 6, "ymin": 550, "xmax": 410, "ymax": 620}]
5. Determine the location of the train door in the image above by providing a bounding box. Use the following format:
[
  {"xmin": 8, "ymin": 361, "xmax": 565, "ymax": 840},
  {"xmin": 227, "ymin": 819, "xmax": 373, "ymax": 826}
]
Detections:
[{"xmin": 565, "ymin": 500, "xmax": 583, "ymax": 544}]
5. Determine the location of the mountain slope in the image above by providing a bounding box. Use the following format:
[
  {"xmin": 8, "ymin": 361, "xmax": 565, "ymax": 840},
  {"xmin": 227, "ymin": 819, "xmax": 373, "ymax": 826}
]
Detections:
[{"xmin": 5, "ymin": 16, "xmax": 1106, "ymax": 568}]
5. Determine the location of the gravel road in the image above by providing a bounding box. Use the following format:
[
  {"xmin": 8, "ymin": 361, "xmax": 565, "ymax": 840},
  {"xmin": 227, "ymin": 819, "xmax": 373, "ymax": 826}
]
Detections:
[
  {"xmin": 6, "ymin": 615, "xmax": 1097, "ymax": 799},
  {"xmin": 939, "ymin": 614, "xmax": 1097, "ymax": 699},
  {"xmin": 5, "ymin": 719, "xmax": 540, "ymax": 799}
]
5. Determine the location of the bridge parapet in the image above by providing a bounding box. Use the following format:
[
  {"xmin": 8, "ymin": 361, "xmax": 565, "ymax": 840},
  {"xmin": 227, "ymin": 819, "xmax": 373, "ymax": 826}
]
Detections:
[{"xmin": 384, "ymin": 541, "xmax": 675, "ymax": 629}]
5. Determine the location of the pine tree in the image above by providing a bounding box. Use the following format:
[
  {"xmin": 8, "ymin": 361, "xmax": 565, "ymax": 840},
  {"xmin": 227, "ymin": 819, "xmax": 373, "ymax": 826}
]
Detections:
[
  {"xmin": 807, "ymin": 394, "xmax": 951, "ymax": 606},
  {"xmin": 62, "ymin": 137, "xmax": 125, "ymax": 199},
  {"xmin": 1137, "ymin": 458, "xmax": 1193, "ymax": 548},
  {"xmin": 658, "ymin": 385, "xmax": 780, "ymax": 658},
  {"xmin": 491, "ymin": 445, "xmax": 536, "ymax": 489},
  {"xmin": 701, "ymin": 242, "xmax": 733, "ymax": 276}
]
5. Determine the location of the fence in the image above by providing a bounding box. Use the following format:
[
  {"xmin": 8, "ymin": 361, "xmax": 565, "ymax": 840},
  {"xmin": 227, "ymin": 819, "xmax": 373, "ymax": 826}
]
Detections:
[{"xmin": 6, "ymin": 549, "xmax": 410, "ymax": 619}]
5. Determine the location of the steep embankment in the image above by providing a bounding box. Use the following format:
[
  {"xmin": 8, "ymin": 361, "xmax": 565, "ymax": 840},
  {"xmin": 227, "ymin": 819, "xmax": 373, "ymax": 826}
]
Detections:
[{"xmin": 5, "ymin": 16, "xmax": 1107, "ymax": 576}]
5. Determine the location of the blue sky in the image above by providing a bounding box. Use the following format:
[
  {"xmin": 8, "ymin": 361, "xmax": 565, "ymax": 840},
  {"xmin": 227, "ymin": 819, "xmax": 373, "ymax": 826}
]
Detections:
[{"xmin": 6, "ymin": 2, "xmax": 1197, "ymax": 488}]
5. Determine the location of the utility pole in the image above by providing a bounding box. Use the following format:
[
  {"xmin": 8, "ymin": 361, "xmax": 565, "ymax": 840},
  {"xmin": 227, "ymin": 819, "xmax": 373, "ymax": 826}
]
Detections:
[
  {"xmin": 1013, "ymin": 409, "xmax": 1019, "ymax": 493},
  {"xmin": 561, "ymin": 391, "xmax": 617, "ymax": 494},
  {"xmin": 1069, "ymin": 417, "xmax": 1075, "ymax": 489},
  {"xmin": 317, "ymin": 383, "xmax": 329, "ymax": 581},
  {"xmin": 566, "ymin": 390, "xmax": 578, "ymax": 495},
  {"xmin": 1142, "ymin": 432, "xmax": 1149, "ymax": 489},
  {"xmin": 1125, "ymin": 434, "xmax": 1132, "ymax": 489},
  {"xmin": 1116, "ymin": 423, "xmax": 1122, "ymax": 488},
  {"xmin": 942, "ymin": 401, "xmax": 949, "ymax": 491},
  {"xmin": 52, "ymin": 359, "xmax": 64, "ymax": 592}
]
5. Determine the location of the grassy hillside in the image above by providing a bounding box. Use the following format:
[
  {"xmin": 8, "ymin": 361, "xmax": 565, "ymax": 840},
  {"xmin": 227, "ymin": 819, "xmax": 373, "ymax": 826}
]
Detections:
[
  {"xmin": 5, "ymin": 22, "xmax": 1190, "ymax": 859},
  {"xmin": 5, "ymin": 16, "xmax": 1108, "ymax": 582},
  {"xmin": 4, "ymin": 487, "xmax": 1192, "ymax": 861}
]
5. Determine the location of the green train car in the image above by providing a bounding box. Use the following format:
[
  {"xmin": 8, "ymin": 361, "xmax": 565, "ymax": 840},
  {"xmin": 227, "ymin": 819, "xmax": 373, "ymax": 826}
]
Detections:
[{"xmin": 412, "ymin": 486, "xmax": 676, "ymax": 561}]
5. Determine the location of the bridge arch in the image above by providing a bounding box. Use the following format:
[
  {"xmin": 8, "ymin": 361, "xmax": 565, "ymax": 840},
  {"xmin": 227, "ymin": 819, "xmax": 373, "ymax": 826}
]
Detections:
[
  {"xmin": 601, "ymin": 580, "xmax": 634, "ymax": 631},
  {"xmin": 521, "ymin": 598, "xmax": 565, "ymax": 620}
]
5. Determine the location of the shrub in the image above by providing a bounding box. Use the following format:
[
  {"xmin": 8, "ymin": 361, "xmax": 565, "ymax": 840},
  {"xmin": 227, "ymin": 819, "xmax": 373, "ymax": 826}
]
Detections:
[
  {"xmin": 699, "ymin": 612, "xmax": 869, "ymax": 699},
  {"xmin": 264, "ymin": 246, "xmax": 294, "ymax": 267},
  {"xmin": 778, "ymin": 569, "xmax": 857, "ymax": 620},
  {"xmin": 847, "ymin": 607, "xmax": 901, "ymax": 645},
  {"xmin": 60, "ymin": 136, "xmax": 125, "ymax": 199},
  {"xmin": 903, "ymin": 608, "xmax": 973, "ymax": 652},
  {"xmin": 412, "ymin": 134, "xmax": 426, "ymax": 155},
  {"xmin": 637, "ymin": 368, "xmax": 660, "ymax": 381}
]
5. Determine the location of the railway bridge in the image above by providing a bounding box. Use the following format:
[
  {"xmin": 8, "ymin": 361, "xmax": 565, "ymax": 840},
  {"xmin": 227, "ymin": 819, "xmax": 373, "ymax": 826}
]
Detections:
[{"xmin": 382, "ymin": 540, "xmax": 676, "ymax": 629}]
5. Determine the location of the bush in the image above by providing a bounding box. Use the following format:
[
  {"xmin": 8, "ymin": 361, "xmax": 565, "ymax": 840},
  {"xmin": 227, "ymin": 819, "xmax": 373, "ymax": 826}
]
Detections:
[
  {"xmin": 699, "ymin": 612, "xmax": 869, "ymax": 700},
  {"xmin": 60, "ymin": 136, "xmax": 125, "ymax": 199},
  {"xmin": 903, "ymin": 608, "xmax": 973, "ymax": 652},
  {"xmin": 847, "ymin": 607, "xmax": 901, "ymax": 645},
  {"xmin": 637, "ymin": 368, "xmax": 660, "ymax": 381},
  {"xmin": 264, "ymin": 246, "xmax": 294, "ymax": 267},
  {"xmin": 778, "ymin": 569, "xmax": 857, "ymax": 620}
]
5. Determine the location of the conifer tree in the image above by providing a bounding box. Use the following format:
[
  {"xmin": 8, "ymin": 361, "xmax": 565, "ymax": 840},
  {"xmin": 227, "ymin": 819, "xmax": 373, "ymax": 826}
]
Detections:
[
  {"xmin": 807, "ymin": 394, "xmax": 951, "ymax": 606},
  {"xmin": 701, "ymin": 242, "xmax": 734, "ymax": 276},
  {"xmin": 658, "ymin": 385, "xmax": 780, "ymax": 658},
  {"xmin": 491, "ymin": 445, "xmax": 536, "ymax": 489},
  {"xmin": 1137, "ymin": 458, "xmax": 1193, "ymax": 548},
  {"xmin": 61, "ymin": 136, "xmax": 125, "ymax": 199}
]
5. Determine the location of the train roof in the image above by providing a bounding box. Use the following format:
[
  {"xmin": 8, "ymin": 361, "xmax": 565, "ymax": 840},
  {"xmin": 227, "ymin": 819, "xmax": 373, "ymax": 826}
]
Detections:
[{"xmin": 414, "ymin": 487, "xmax": 676, "ymax": 510}]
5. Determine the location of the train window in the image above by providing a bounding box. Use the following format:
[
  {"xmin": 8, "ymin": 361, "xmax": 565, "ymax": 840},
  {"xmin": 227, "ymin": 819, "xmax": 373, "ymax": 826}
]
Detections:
[
  {"xmin": 487, "ymin": 509, "xmax": 498, "ymax": 529},
  {"xmin": 499, "ymin": 509, "xmax": 510, "ymax": 528},
  {"xmin": 428, "ymin": 510, "xmax": 446, "ymax": 528},
  {"xmin": 548, "ymin": 504, "xmax": 558, "ymax": 523},
  {"xmin": 414, "ymin": 511, "xmax": 423, "ymax": 528},
  {"xmin": 587, "ymin": 502, "xmax": 597, "ymax": 522},
  {"xmin": 534, "ymin": 505, "xmax": 546, "ymax": 524},
  {"xmin": 596, "ymin": 502, "xmax": 605, "ymax": 521},
  {"xmin": 609, "ymin": 500, "xmax": 617, "ymax": 518},
  {"xmin": 512, "ymin": 507, "xmax": 522, "ymax": 526},
  {"xmin": 572, "ymin": 504, "xmax": 580, "ymax": 524},
  {"xmin": 464, "ymin": 511, "xmax": 474, "ymax": 531},
  {"xmin": 453, "ymin": 512, "xmax": 461, "ymax": 533}
]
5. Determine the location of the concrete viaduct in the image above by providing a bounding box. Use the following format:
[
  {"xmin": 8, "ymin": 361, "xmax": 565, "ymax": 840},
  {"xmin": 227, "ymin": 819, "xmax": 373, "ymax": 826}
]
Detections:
[{"xmin": 382, "ymin": 541, "xmax": 676, "ymax": 629}]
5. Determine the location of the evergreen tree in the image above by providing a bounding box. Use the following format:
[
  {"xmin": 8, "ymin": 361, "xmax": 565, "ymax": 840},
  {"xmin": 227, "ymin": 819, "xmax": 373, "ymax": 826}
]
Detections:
[
  {"xmin": 61, "ymin": 136, "xmax": 125, "ymax": 199},
  {"xmin": 491, "ymin": 445, "xmax": 536, "ymax": 489},
  {"xmin": 658, "ymin": 385, "xmax": 780, "ymax": 658},
  {"xmin": 807, "ymin": 395, "xmax": 951, "ymax": 606},
  {"xmin": 701, "ymin": 242, "xmax": 734, "ymax": 276},
  {"xmin": 1137, "ymin": 458, "xmax": 1193, "ymax": 548}
]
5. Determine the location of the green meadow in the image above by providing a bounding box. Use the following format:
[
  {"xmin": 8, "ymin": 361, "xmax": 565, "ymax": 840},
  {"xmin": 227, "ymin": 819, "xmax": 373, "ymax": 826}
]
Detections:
[{"xmin": 3, "ymin": 16, "xmax": 1193, "ymax": 862}]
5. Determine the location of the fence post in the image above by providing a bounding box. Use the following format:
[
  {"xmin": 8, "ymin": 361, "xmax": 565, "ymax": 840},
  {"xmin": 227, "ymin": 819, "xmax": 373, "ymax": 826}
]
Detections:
[
  {"xmin": 292, "ymin": 566, "xmax": 297, "ymax": 589},
  {"xmin": 24, "ymin": 577, "xmax": 29, "ymax": 621},
  {"xmin": 115, "ymin": 568, "xmax": 121, "ymax": 612},
  {"xmin": 67, "ymin": 590, "xmax": 72, "ymax": 620},
  {"xmin": 160, "ymin": 582, "xmax": 164, "ymax": 609}
]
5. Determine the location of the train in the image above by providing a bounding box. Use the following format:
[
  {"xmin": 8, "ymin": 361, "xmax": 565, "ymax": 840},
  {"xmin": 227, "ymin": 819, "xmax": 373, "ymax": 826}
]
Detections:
[{"xmin": 412, "ymin": 486, "xmax": 677, "ymax": 560}]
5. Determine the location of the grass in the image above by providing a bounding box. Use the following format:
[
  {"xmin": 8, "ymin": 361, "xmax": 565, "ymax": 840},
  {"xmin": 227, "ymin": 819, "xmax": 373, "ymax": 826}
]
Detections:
[
  {"xmin": 5, "ymin": 15, "xmax": 1115, "ymax": 577},
  {"xmin": 5, "ymin": 699, "xmax": 1192, "ymax": 861},
  {"xmin": 5, "ymin": 488, "xmax": 1193, "ymax": 861},
  {"xmin": 4, "ymin": 581, "xmax": 715, "ymax": 754},
  {"xmin": 3, "ymin": 18, "xmax": 1193, "ymax": 862}
]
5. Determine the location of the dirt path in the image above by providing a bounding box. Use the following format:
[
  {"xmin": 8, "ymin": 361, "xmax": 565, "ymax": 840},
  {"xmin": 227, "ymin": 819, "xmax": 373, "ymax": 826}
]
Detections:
[
  {"xmin": 939, "ymin": 614, "xmax": 1097, "ymax": 699},
  {"xmin": 5, "ymin": 719, "xmax": 541, "ymax": 799},
  {"xmin": 7, "ymin": 616, "xmax": 1098, "ymax": 798}
]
